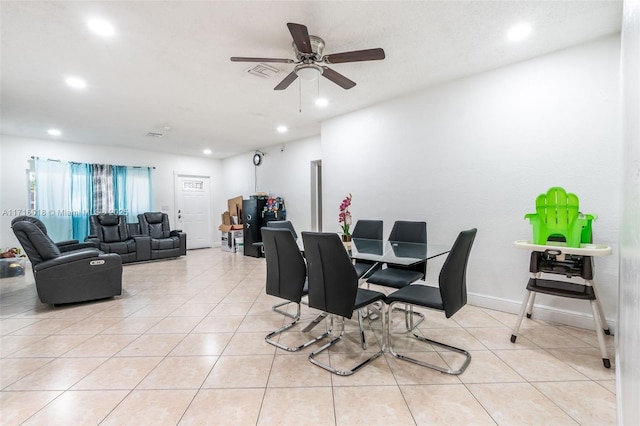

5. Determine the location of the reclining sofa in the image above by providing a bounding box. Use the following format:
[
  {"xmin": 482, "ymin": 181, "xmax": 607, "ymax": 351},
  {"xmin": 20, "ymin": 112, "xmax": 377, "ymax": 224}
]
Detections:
[
  {"xmin": 86, "ymin": 212, "xmax": 186, "ymax": 263},
  {"xmin": 11, "ymin": 219, "xmax": 122, "ymax": 305}
]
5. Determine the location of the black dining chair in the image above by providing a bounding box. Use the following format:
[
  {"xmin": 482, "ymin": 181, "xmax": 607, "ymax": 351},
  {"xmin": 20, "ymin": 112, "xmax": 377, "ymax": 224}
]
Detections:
[
  {"xmin": 367, "ymin": 220, "xmax": 427, "ymax": 288},
  {"xmin": 265, "ymin": 220, "xmax": 302, "ymax": 318},
  {"xmin": 366, "ymin": 220, "xmax": 428, "ymax": 328},
  {"xmin": 266, "ymin": 220, "xmax": 298, "ymax": 240},
  {"xmin": 351, "ymin": 219, "xmax": 383, "ymax": 279},
  {"xmin": 262, "ymin": 228, "xmax": 328, "ymax": 351},
  {"xmin": 385, "ymin": 228, "xmax": 477, "ymax": 375},
  {"xmin": 302, "ymin": 231, "xmax": 386, "ymax": 376}
]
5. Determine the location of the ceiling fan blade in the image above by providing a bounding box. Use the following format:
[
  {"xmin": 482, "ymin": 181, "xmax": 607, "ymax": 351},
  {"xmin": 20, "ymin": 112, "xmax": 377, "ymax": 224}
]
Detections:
[
  {"xmin": 274, "ymin": 71, "xmax": 299, "ymax": 90},
  {"xmin": 287, "ymin": 23, "xmax": 312, "ymax": 54},
  {"xmin": 321, "ymin": 67, "xmax": 356, "ymax": 90},
  {"xmin": 230, "ymin": 57, "xmax": 294, "ymax": 63},
  {"xmin": 323, "ymin": 48, "xmax": 386, "ymax": 64}
]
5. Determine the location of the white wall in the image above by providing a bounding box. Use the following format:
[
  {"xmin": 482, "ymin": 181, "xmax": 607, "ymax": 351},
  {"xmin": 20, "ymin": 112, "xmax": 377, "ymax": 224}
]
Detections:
[
  {"xmin": 0, "ymin": 135, "xmax": 223, "ymax": 248},
  {"xmin": 220, "ymin": 136, "xmax": 321, "ymax": 233},
  {"xmin": 322, "ymin": 35, "xmax": 622, "ymax": 328},
  {"xmin": 617, "ymin": 0, "xmax": 640, "ymax": 423}
]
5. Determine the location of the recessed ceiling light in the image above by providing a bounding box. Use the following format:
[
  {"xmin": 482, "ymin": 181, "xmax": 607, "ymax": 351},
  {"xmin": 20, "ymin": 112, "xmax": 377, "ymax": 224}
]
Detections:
[
  {"xmin": 65, "ymin": 77, "xmax": 87, "ymax": 89},
  {"xmin": 203, "ymin": 149, "xmax": 212, "ymax": 155},
  {"xmin": 276, "ymin": 125, "xmax": 288, "ymax": 133},
  {"xmin": 47, "ymin": 129, "xmax": 62, "ymax": 136},
  {"xmin": 507, "ymin": 23, "xmax": 532, "ymax": 42},
  {"xmin": 315, "ymin": 98, "xmax": 329, "ymax": 108},
  {"xmin": 87, "ymin": 18, "xmax": 115, "ymax": 37}
]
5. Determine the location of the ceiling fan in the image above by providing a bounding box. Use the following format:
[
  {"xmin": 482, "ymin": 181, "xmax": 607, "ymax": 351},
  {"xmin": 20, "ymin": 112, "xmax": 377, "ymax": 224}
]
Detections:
[{"xmin": 230, "ymin": 23, "xmax": 385, "ymax": 90}]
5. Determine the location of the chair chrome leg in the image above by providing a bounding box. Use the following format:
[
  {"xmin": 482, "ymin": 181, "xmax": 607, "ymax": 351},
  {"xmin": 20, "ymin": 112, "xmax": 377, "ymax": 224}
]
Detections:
[
  {"xmin": 272, "ymin": 300, "xmax": 296, "ymax": 319},
  {"xmin": 265, "ymin": 303, "xmax": 329, "ymax": 352},
  {"xmin": 272, "ymin": 298, "xmax": 309, "ymax": 319},
  {"xmin": 301, "ymin": 312, "xmax": 328, "ymax": 332},
  {"xmin": 387, "ymin": 302, "xmax": 471, "ymax": 375},
  {"xmin": 308, "ymin": 316, "xmax": 383, "ymax": 376},
  {"xmin": 358, "ymin": 310, "xmax": 367, "ymax": 350},
  {"xmin": 390, "ymin": 305, "xmax": 425, "ymax": 332}
]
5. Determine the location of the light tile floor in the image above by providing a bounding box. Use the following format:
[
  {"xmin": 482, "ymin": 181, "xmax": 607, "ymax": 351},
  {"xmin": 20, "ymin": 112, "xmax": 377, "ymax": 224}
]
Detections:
[{"xmin": 0, "ymin": 249, "xmax": 616, "ymax": 425}]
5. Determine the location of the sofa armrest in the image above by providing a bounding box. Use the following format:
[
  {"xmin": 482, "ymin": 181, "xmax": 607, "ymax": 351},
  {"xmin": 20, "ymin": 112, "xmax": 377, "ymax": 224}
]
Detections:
[
  {"xmin": 33, "ymin": 248, "xmax": 102, "ymax": 272},
  {"xmin": 132, "ymin": 236, "xmax": 151, "ymax": 261},
  {"xmin": 56, "ymin": 239, "xmax": 79, "ymax": 247},
  {"xmin": 58, "ymin": 242, "xmax": 99, "ymax": 252},
  {"xmin": 171, "ymin": 231, "xmax": 187, "ymax": 256}
]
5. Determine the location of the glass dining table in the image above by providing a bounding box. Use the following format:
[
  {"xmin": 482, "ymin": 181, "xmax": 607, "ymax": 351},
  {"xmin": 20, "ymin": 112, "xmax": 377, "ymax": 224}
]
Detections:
[
  {"xmin": 299, "ymin": 237, "xmax": 452, "ymax": 333},
  {"xmin": 254, "ymin": 237, "xmax": 451, "ymax": 266},
  {"xmin": 350, "ymin": 237, "xmax": 451, "ymax": 266}
]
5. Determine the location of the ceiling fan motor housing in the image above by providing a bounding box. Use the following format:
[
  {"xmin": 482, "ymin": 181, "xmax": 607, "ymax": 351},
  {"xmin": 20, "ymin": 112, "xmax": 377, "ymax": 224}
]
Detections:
[{"xmin": 293, "ymin": 35, "xmax": 325, "ymax": 62}]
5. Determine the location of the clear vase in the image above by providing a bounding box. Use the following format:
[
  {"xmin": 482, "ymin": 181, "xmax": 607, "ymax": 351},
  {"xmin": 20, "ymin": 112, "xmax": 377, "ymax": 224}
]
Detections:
[{"xmin": 341, "ymin": 234, "xmax": 352, "ymax": 253}]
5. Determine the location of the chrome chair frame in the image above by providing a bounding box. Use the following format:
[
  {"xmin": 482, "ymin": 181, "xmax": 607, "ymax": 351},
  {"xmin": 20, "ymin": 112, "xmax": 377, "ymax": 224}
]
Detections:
[{"xmin": 385, "ymin": 228, "xmax": 477, "ymax": 375}]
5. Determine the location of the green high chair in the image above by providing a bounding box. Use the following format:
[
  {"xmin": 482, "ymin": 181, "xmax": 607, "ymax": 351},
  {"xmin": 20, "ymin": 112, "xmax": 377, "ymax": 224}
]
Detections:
[{"xmin": 525, "ymin": 187, "xmax": 596, "ymax": 248}]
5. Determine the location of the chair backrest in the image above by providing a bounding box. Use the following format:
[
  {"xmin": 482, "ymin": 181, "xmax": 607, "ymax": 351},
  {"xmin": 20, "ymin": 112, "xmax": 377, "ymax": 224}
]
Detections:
[
  {"xmin": 90, "ymin": 214, "xmax": 130, "ymax": 242},
  {"xmin": 352, "ymin": 220, "xmax": 383, "ymax": 240},
  {"xmin": 389, "ymin": 221, "xmax": 427, "ymax": 244},
  {"xmin": 438, "ymin": 228, "xmax": 477, "ymax": 318},
  {"xmin": 266, "ymin": 220, "xmax": 298, "ymax": 240},
  {"xmin": 138, "ymin": 212, "xmax": 171, "ymax": 239},
  {"xmin": 388, "ymin": 221, "xmax": 427, "ymax": 275},
  {"xmin": 11, "ymin": 215, "xmax": 48, "ymax": 235},
  {"xmin": 262, "ymin": 228, "xmax": 306, "ymax": 303},
  {"xmin": 11, "ymin": 220, "xmax": 61, "ymax": 265},
  {"xmin": 302, "ymin": 232, "xmax": 358, "ymax": 318}
]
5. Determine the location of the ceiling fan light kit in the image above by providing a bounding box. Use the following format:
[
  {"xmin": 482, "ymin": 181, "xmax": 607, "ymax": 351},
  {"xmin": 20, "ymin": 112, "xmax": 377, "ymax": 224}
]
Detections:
[
  {"xmin": 230, "ymin": 22, "xmax": 385, "ymax": 91},
  {"xmin": 295, "ymin": 63, "xmax": 323, "ymax": 80}
]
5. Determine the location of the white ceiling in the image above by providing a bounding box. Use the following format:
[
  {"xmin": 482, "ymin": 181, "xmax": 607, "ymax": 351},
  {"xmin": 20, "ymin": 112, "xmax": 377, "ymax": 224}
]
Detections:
[{"xmin": 1, "ymin": 1, "xmax": 622, "ymax": 159}]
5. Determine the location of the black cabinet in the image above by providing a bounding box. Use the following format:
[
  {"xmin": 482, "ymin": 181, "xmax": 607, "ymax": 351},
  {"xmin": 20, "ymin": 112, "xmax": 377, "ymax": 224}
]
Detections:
[{"xmin": 242, "ymin": 196, "xmax": 286, "ymax": 257}]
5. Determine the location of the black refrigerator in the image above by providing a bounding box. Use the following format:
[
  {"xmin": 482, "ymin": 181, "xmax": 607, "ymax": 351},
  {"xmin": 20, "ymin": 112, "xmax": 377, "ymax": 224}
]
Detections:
[{"xmin": 242, "ymin": 197, "xmax": 268, "ymax": 257}]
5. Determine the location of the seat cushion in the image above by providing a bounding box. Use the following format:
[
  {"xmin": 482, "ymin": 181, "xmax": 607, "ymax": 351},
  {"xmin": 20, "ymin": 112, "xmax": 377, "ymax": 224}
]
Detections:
[
  {"xmin": 100, "ymin": 240, "xmax": 136, "ymax": 254},
  {"xmin": 151, "ymin": 237, "xmax": 179, "ymax": 250},
  {"xmin": 367, "ymin": 268, "xmax": 424, "ymax": 289},
  {"xmin": 354, "ymin": 288, "xmax": 386, "ymax": 310},
  {"xmin": 385, "ymin": 284, "xmax": 444, "ymax": 311}
]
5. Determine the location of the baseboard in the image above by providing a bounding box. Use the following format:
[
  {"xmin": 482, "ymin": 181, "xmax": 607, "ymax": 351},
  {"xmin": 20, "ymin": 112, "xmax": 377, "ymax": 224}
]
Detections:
[{"xmin": 467, "ymin": 292, "xmax": 616, "ymax": 334}]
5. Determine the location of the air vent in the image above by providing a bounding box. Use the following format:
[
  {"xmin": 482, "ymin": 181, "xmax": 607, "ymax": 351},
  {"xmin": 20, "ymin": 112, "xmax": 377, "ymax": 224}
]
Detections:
[
  {"xmin": 246, "ymin": 63, "xmax": 280, "ymax": 79},
  {"xmin": 145, "ymin": 132, "xmax": 164, "ymax": 138}
]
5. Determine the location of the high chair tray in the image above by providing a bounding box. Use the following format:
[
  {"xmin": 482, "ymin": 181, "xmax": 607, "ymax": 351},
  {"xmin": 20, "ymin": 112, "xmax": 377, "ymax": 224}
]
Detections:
[{"xmin": 514, "ymin": 240, "xmax": 612, "ymax": 256}]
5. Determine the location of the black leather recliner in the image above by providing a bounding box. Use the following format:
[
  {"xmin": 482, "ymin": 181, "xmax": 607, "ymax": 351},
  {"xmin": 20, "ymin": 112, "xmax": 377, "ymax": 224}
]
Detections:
[
  {"xmin": 11, "ymin": 215, "xmax": 98, "ymax": 252},
  {"xmin": 11, "ymin": 220, "xmax": 122, "ymax": 305},
  {"xmin": 87, "ymin": 214, "xmax": 151, "ymax": 263},
  {"xmin": 137, "ymin": 212, "xmax": 187, "ymax": 259}
]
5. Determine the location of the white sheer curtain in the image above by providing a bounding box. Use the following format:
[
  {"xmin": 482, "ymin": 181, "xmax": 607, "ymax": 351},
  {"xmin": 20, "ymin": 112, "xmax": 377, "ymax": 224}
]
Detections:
[
  {"xmin": 34, "ymin": 158, "xmax": 72, "ymax": 241},
  {"xmin": 124, "ymin": 167, "xmax": 152, "ymax": 223}
]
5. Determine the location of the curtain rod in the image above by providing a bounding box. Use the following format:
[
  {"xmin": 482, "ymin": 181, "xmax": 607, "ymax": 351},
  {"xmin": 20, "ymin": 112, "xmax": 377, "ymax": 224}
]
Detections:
[{"xmin": 30, "ymin": 156, "xmax": 156, "ymax": 169}]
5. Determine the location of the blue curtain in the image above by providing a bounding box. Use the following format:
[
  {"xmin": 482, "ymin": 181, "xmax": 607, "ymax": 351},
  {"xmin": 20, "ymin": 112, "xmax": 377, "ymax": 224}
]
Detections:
[
  {"xmin": 34, "ymin": 160, "xmax": 153, "ymax": 240},
  {"xmin": 70, "ymin": 163, "xmax": 92, "ymax": 241},
  {"xmin": 113, "ymin": 165, "xmax": 127, "ymax": 217},
  {"xmin": 34, "ymin": 158, "xmax": 72, "ymax": 241}
]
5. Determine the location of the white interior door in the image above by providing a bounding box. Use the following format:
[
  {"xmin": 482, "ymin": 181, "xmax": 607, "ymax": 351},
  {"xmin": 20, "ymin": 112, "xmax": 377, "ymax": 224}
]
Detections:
[{"xmin": 175, "ymin": 174, "xmax": 212, "ymax": 249}]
